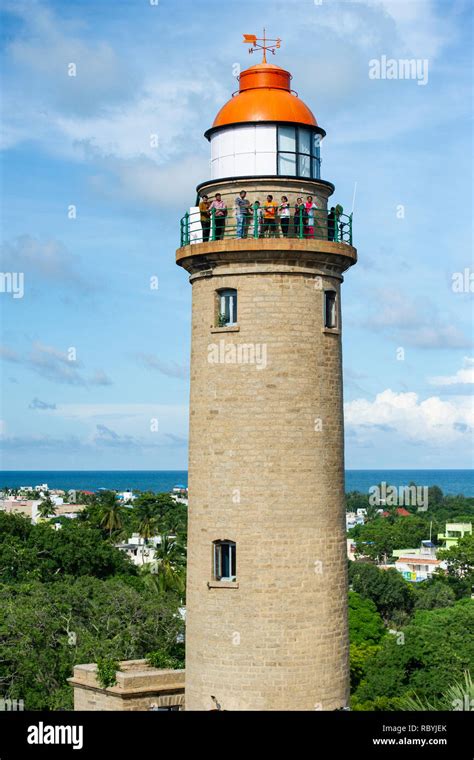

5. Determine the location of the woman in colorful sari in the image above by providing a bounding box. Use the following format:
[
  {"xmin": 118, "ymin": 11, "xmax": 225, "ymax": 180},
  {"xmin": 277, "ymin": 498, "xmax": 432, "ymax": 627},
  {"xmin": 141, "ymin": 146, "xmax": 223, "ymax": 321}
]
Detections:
[{"xmin": 305, "ymin": 195, "xmax": 318, "ymax": 238}]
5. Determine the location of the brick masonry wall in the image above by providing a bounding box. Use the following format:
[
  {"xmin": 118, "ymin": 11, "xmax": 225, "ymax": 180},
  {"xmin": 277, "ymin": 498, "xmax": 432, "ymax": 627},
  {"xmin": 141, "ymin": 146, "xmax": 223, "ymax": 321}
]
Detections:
[
  {"xmin": 69, "ymin": 662, "xmax": 185, "ymax": 711},
  {"xmin": 183, "ymin": 245, "xmax": 351, "ymax": 710}
]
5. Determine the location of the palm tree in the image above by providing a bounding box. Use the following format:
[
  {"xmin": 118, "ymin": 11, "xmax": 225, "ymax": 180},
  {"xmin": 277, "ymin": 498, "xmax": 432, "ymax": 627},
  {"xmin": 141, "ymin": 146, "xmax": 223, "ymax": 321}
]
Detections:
[
  {"xmin": 37, "ymin": 497, "xmax": 57, "ymax": 520},
  {"xmin": 146, "ymin": 535, "xmax": 186, "ymax": 595},
  {"xmin": 136, "ymin": 503, "xmax": 158, "ymax": 554},
  {"xmin": 399, "ymin": 671, "xmax": 473, "ymax": 711},
  {"xmin": 98, "ymin": 491, "xmax": 125, "ymax": 538},
  {"xmin": 365, "ymin": 502, "xmax": 381, "ymax": 523}
]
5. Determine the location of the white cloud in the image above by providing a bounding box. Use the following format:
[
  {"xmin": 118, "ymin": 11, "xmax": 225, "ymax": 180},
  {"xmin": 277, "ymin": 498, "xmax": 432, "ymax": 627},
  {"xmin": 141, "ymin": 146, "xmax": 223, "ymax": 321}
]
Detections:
[
  {"xmin": 5, "ymin": 2, "xmax": 138, "ymax": 119},
  {"xmin": 88, "ymin": 153, "xmax": 209, "ymax": 208},
  {"xmin": 321, "ymin": 0, "xmax": 455, "ymax": 59},
  {"xmin": 0, "ymin": 342, "xmax": 86, "ymax": 386},
  {"xmin": 49, "ymin": 402, "xmax": 189, "ymax": 443},
  {"xmin": 345, "ymin": 388, "xmax": 474, "ymax": 444},
  {"xmin": 1, "ymin": 2, "xmax": 225, "ymax": 173},
  {"xmin": 363, "ymin": 289, "xmax": 472, "ymax": 349},
  {"xmin": 51, "ymin": 403, "xmax": 187, "ymax": 420},
  {"xmin": 55, "ymin": 79, "xmax": 223, "ymax": 163},
  {"xmin": 0, "ymin": 342, "xmax": 114, "ymax": 387},
  {"xmin": 429, "ymin": 357, "xmax": 474, "ymax": 386},
  {"xmin": 0, "ymin": 236, "xmax": 90, "ymax": 290}
]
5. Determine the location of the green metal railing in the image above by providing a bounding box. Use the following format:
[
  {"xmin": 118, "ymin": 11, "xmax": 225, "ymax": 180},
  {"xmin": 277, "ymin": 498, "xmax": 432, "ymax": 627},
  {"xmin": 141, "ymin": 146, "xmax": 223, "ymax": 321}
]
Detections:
[{"xmin": 180, "ymin": 201, "xmax": 353, "ymax": 247}]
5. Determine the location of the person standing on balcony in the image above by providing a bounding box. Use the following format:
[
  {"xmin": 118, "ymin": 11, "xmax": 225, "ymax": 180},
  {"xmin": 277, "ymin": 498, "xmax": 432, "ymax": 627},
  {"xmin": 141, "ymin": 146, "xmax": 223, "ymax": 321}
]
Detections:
[
  {"xmin": 327, "ymin": 206, "xmax": 336, "ymax": 242},
  {"xmin": 210, "ymin": 193, "xmax": 227, "ymax": 240},
  {"xmin": 335, "ymin": 204, "xmax": 344, "ymax": 242},
  {"xmin": 253, "ymin": 200, "xmax": 264, "ymax": 238},
  {"xmin": 305, "ymin": 195, "xmax": 319, "ymax": 238},
  {"xmin": 235, "ymin": 190, "xmax": 250, "ymax": 239},
  {"xmin": 279, "ymin": 196, "xmax": 290, "ymax": 237},
  {"xmin": 199, "ymin": 194, "xmax": 211, "ymax": 242},
  {"xmin": 294, "ymin": 197, "xmax": 306, "ymax": 238},
  {"xmin": 263, "ymin": 194, "xmax": 278, "ymax": 237}
]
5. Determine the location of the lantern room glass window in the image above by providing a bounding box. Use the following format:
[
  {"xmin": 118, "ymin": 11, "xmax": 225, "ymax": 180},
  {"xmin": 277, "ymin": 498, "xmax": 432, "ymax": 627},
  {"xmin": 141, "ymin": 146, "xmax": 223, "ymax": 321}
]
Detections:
[
  {"xmin": 277, "ymin": 126, "xmax": 296, "ymax": 152},
  {"xmin": 278, "ymin": 152, "xmax": 297, "ymax": 175},
  {"xmin": 277, "ymin": 126, "xmax": 321, "ymax": 179}
]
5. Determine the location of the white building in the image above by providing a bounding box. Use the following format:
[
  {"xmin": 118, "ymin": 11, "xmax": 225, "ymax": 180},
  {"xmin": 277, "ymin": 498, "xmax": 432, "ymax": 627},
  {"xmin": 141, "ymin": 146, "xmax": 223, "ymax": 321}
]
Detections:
[
  {"xmin": 118, "ymin": 491, "xmax": 136, "ymax": 503},
  {"xmin": 346, "ymin": 511, "xmax": 365, "ymax": 530},
  {"xmin": 115, "ymin": 533, "xmax": 162, "ymax": 566},
  {"xmin": 393, "ymin": 541, "xmax": 447, "ymax": 583}
]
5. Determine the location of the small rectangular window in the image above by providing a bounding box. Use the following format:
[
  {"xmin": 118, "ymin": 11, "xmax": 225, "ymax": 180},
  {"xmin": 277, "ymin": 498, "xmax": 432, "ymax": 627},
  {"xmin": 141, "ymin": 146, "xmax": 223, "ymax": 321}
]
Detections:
[
  {"xmin": 218, "ymin": 288, "xmax": 237, "ymax": 326},
  {"xmin": 324, "ymin": 290, "xmax": 337, "ymax": 329},
  {"xmin": 213, "ymin": 540, "xmax": 236, "ymax": 581}
]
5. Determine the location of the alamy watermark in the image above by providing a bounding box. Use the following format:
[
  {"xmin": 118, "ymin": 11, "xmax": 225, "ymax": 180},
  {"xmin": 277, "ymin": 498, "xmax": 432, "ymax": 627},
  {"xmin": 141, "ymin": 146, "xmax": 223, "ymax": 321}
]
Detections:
[
  {"xmin": 0, "ymin": 697, "xmax": 24, "ymax": 710},
  {"xmin": 452, "ymin": 268, "xmax": 474, "ymax": 293},
  {"xmin": 369, "ymin": 55, "xmax": 429, "ymax": 86},
  {"xmin": 208, "ymin": 339, "xmax": 267, "ymax": 369},
  {"xmin": 369, "ymin": 482, "xmax": 428, "ymax": 511},
  {"xmin": 0, "ymin": 271, "xmax": 24, "ymax": 299}
]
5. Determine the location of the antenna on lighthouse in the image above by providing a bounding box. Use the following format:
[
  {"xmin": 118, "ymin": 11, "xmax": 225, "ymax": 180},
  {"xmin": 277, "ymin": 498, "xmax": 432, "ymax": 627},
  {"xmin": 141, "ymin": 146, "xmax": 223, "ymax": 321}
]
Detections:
[{"xmin": 243, "ymin": 30, "xmax": 281, "ymax": 64}]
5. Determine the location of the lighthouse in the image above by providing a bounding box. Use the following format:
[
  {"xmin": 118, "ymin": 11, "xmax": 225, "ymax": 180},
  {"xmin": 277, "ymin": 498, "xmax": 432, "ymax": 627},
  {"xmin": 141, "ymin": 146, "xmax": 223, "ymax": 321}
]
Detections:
[{"xmin": 177, "ymin": 33, "xmax": 357, "ymax": 711}]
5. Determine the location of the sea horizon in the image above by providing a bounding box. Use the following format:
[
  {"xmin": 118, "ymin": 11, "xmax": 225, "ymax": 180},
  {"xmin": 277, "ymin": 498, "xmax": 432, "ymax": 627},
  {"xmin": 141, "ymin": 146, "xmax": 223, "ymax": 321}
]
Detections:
[{"xmin": 0, "ymin": 469, "xmax": 473, "ymax": 497}]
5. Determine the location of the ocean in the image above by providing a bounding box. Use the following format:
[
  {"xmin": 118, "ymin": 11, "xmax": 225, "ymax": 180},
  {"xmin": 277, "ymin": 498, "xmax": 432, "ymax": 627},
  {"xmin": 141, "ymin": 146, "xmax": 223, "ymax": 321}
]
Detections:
[{"xmin": 0, "ymin": 470, "xmax": 473, "ymax": 497}]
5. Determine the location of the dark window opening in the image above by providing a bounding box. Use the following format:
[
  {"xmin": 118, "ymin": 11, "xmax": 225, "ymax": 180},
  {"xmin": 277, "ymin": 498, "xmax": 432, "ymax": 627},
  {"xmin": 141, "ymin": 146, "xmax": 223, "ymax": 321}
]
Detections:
[
  {"xmin": 213, "ymin": 540, "xmax": 236, "ymax": 581},
  {"xmin": 217, "ymin": 288, "xmax": 237, "ymax": 326},
  {"xmin": 324, "ymin": 290, "xmax": 337, "ymax": 329}
]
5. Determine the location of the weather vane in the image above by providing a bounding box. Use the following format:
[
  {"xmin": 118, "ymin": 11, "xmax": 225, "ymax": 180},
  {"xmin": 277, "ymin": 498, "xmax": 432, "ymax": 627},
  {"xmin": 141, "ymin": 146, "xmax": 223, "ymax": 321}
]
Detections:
[{"xmin": 243, "ymin": 30, "xmax": 281, "ymax": 64}]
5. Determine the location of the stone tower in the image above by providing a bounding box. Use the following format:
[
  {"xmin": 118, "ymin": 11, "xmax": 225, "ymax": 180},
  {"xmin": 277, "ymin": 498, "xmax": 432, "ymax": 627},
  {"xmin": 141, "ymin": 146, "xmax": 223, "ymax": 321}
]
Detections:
[{"xmin": 177, "ymin": 36, "xmax": 357, "ymax": 711}]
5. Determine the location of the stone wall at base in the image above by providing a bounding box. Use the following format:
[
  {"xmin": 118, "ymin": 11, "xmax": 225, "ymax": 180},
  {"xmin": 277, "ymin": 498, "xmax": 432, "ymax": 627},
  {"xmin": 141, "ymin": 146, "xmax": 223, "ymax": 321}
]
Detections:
[{"xmin": 68, "ymin": 660, "xmax": 185, "ymax": 711}]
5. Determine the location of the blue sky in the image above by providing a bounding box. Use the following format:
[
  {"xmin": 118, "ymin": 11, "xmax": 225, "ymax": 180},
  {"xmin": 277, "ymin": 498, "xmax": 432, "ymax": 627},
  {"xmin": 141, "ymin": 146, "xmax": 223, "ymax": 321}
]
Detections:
[{"xmin": 0, "ymin": 0, "xmax": 472, "ymax": 470}]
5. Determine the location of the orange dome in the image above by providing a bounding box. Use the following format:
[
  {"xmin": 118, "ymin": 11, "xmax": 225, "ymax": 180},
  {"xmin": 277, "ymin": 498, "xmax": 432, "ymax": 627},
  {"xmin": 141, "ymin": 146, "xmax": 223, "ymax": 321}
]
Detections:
[{"xmin": 205, "ymin": 63, "xmax": 321, "ymax": 139}]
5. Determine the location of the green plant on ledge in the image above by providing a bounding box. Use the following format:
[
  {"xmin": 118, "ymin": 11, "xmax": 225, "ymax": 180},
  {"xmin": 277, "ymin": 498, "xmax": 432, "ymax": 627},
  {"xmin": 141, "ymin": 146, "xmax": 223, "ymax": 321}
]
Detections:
[
  {"xmin": 96, "ymin": 658, "xmax": 119, "ymax": 689},
  {"xmin": 146, "ymin": 651, "xmax": 182, "ymax": 670},
  {"xmin": 217, "ymin": 313, "xmax": 228, "ymax": 327}
]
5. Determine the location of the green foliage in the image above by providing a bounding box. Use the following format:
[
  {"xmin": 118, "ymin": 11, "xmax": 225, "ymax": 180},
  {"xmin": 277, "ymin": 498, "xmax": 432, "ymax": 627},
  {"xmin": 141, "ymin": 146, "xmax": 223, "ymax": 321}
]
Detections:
[
  {"xmin": 37, "ymin": 497, "xmax": 57, "ymax": 519},
  {"xmin": 354, "ymin": 600, "xmax": 474, "ymax": 706},
  {"xmin": 0, "ymin": 576, "xmax": 185, "ymax": 709},
  {"xmin": 348, "ymin": 592, "xmax": 386, "ymax": 691},
  {"xmin": 77, "ymin": 490, "xmax": 187, "ymax": 540},
  {"xmin": 143, "ymin": 535, "xmax": 186, "ymax": 596},
  {"xmin": 146, "ymin": 650, "xmax": 183, "ymax": 670},
  {"xmin": 0, "ymin": 518, "xmax": 136, "ymax": 583},
  {"xmin": 96, "ymin": 658, "xmax": 119, "ymax": 689},
  {"xmin": 345, "ymin": 491, "xmax": 370, "ymax": 512},
  {"xmin": 133, "ymin": 492, "xmax": 187, "ymax": 537},
  {"xmin": 0, "ymin": 511, "xmax": 32, "ymax": 541},
  {"xmin": 438, "ymin": 533, "xmax": 474, "ymax": 579},
  {"xmin": 351, "ymin": 695, "xmax": 405, "ymax": 711},
  {"xmin": 0, "ymin": 499, "xmax": 187, "ymax": 710},
  {"xmin": 98, "ymin": 491, "xmax": 126, "ymax": 537},
  {"xmin": 398, "ymin": 671, "xmax": 473, "ymax": 711},
  {"xmin": 348, "ymin": 591, "xmax": 385, "ymax": 645},
  {"xmin": 350, "ymin": 642, "xmax": 381, "ymax": 691},
  {"xmin": 349, "ymin": 562, "xmax": 415, "ymax": 623},
  {"xmin": 414, "ymin": 580, "xmax": 456, "ymax": 610},
  {"xmin": 428, "ymin": 485, "xmax": 444, "ymax": 507},
  {"xmin": 349, "ymin": 515, "xmax": 436, "ymax": 563}
]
